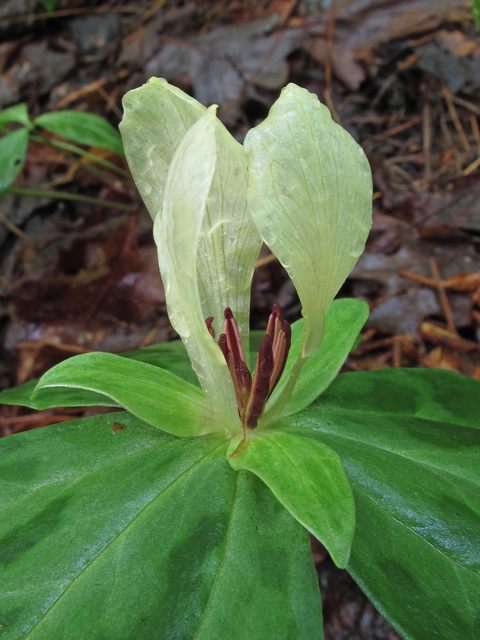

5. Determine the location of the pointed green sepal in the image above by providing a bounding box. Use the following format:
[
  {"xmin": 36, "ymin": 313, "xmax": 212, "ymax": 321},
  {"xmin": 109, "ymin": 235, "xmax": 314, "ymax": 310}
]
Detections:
[
  {"xmin": 33, "ymin": 352, "xmax": 223, "ymax": 437},
  {"xmin": 227, "ymin": 429, "xmax": 355, "ymax": 568}
]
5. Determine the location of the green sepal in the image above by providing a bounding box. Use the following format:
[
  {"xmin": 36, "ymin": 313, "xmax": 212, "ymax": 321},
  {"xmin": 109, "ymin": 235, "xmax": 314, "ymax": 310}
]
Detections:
[
  {"xmin": 267, "ymin": 297, "xmax": 369, "ymax": 420},
  {"xmin": 227, "ymin": 429, "xmax": 355, "ymax": 568},
  {"xmin": 33, "ymin": 352, "xmax": 223, "ymax": 437},
  {"xmin": 0, "ymin": 337, "xmax": 268, "ymax": 411}
]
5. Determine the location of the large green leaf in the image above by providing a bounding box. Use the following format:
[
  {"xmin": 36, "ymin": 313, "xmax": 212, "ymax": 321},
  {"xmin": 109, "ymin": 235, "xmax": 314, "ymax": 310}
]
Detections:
[
  {"xmin": 318, "ymin": 368, "xmax": 480, "ymax": 430},
  {"xmin": 281, "ymin": 369, "xmax": 480, "ymax": 640},
  {"xmin": 0, "ymin": 128, "xmax": 29, "ymax": 194},
  {"xmin": 228, "ymin": 429, "xmax": 355, "ymax": 568},
  {"xmin": 267, "ymin": 297, "xmax": 369, "ymax": 419},
  {"xmin": 33, "ymin": 352, "xmax": 222, "ymax": 437},
  {"xmin": 0, "ymin": 411, "xmax": 323, "ymax": 639},
  {"xmin": 35, "ymin": 111, "xmax": 124, "ymax": 157}
]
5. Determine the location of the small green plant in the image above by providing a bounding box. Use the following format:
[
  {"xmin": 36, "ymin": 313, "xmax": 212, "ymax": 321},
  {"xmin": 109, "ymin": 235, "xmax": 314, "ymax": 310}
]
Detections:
[
  {"xmin": 39, "ymin": 0, "xmax": 61, "ymax": 13},
  {"xmin": 0, "ymin": 80, "xmax": 479, "ymax": 640},
  {"xmin": 474, "ymin": 0, "xmax": 480, "ymax": 29},
  {"xmin": 0, "ymin": 102, "xmax": 125, "ymax": 200}
]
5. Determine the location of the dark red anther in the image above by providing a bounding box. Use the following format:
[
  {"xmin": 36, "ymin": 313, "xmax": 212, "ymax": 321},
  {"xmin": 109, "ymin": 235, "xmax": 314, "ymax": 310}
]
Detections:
[
  {"xmin": 224, "ymin": 307, "xmax": 247, "ymax": 368},
  {"xmin": 205, "ymin": 317, "xmax": 216, "ymax": 339},
  {"xmin": 269, "ymin": 320, "xmax": 291, "ymax": 394},
  {"xmin": 266, "ymin": 304, "xmax": 281, "ymax": 339},
  {"xmin": 207, "ymin": 304, "xmax": 291, "ymax": 431},
  {"xmin": 272, "ymin": 304, "xmax": 282, "ymax": 323},
  {"xmin": 258, "ymin": 334, "xmax": 274, "ymax": 378},
  {"xmin": 235, "ymin": 363, "xmax": 252, "ymax": 398},
  {"xmin": 218, "ymin": 333, "xmax": 230, "ymax": 364},
  {"xmin": 245, "ymin": 335, "xmax": 274, "ymax": 429}
]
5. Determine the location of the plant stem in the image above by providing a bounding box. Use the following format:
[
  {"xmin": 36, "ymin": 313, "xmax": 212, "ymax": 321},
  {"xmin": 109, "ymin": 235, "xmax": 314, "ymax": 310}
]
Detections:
[
  {"xmin": 7, "ymin": 187, "xmax": 136, "ymax": 212},
  {"xmin": 30, "ymin": 134, "xmax": 131, "ymax": 178}
]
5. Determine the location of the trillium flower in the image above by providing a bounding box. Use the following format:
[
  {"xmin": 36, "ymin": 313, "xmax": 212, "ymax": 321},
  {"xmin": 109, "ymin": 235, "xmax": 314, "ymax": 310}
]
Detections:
[
  {"xmin": 20, "ymin": 78, "xmax": 373, "ymax": 574},
  {"xmin": 120, "ymin": 79, "xmax": 372, "ymax": 438}
]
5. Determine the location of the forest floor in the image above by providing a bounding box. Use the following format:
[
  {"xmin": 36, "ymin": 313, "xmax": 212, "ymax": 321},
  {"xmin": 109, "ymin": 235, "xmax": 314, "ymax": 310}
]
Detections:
[{"xmin": 1, "ymin": 1, "xmax": 479, "ymax": 637}]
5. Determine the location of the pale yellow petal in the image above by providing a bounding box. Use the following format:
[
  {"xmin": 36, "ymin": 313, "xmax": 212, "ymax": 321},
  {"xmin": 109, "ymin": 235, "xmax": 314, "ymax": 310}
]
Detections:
[
  {"xmin": 154, "ymin": 107, "xmax": 241, "ymax": 433},
  {"xmin": 244, "ymin": 83, "xmax": 372, "ymax": 358},
  {"xmin": 121, "ymin": 77, "xmax": 261, "ymax": 359},
  {"xmin": 120, "ymin": 78, "xmax": 205, "ymax": 221}
]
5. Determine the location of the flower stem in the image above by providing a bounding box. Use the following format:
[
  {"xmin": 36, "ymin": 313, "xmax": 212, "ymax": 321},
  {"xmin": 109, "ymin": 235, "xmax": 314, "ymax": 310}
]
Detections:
[{"xmin": 7, "ymin": 187, "xmax": 136, "ymax": 212}]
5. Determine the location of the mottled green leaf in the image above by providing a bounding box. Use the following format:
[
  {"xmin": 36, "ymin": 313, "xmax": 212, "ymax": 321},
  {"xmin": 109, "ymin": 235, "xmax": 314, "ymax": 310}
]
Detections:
[
  {"xmin": 281, "ymin": 369, "xmax": 480, "ymax": 639},
  {"xmin": 0, "ymin": 411, "xmax": 323, "ymax": 640},
  {"xmin": 318, "ymin": 368, "xmax": 480, "ymax": 430}
]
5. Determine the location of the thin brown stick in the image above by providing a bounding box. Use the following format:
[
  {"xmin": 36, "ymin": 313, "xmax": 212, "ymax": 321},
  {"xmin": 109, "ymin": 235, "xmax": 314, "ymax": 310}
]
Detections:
[
  {"xmin": 255, "ymin": 253, "xmax": 278, "ymax": 268},
  {"xmin": 423, "ymin": 102, "xmax": 432, "ymax": 178},
  {"xmin": 372, "ymin": 117, "xmax": 422, "ymax": 140},
  {"xmin": 354, "ymin": 334, "xmax": 416, "ymax": 354},
  {"xmin": 399, "ymin": 270, "xmax": 437, "ymax": 287},
  {"xmin": 463, "ymin": 155, "xmax": 480, "ymax": 176},
  {"xmin": 392, "ymin": 340, "xmax": 402, "ymax": 368},
  {"xmin": 421, "ymin": 322, "xmax": 480, "ymax": 353},
  {"xmin": 470, "ymin": 115, "xmax": 480, "ymax": 152},
  {"xmin": 429, "ymin": 257, "xmax": 457, "ymax": 334},
  {"xmin": 0, "ymin": 6, "xmax": 141, "ymax": 27},
  {"xmin": 442, "ymin": 85, "xmax": 471, "ymax": 152},
  {"xmin": 0, "ymin": 208, "xmax": 29, "ymax": 241},
  {"xmin": 97, "ymin": 85, "xmax": 122, "ymax": 120},
  {"xmin": 371, "ymin": 73, "xmax": 397, "ymax": 110},
  {"xmin": 390, "ymin": 163, "xmax": 414, "ymax": 184},
  {"xmin": 54, "ymin": 70, "xmax": 129, "ymax": 110},
  {"xmin": 451, "ymin": 95, "xmax": 480, "ymax": 118},
  {"xmin": 139, "ymin": 317, "xmax": 164, "ymax": 348}
]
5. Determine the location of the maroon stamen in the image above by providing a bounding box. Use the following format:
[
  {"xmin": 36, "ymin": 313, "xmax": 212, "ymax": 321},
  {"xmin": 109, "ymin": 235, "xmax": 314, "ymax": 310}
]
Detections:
[
  {"xmin": 224, "ymin": 307, "xmax": 247, "ymax": 367},
  {"xmin": 245, "ymin": 334, "xmax": 274, "ymax": 429},
  {"xmin": 205, "ymin": 317, "xmax": 216, "ymax": 339},
  {"xmin": 218, "ymin": 333, "xmax": 230, "ymax": 363},
  {"xmin": 209, "ymin": 305, "xmax": 291, "ymax": 430},
  {"xmin": 269, "ymin": 320, "xmax": 291, "ymax": 394}
]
